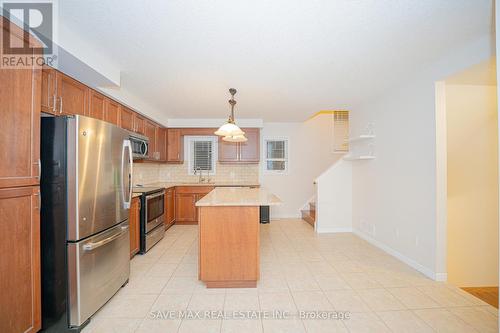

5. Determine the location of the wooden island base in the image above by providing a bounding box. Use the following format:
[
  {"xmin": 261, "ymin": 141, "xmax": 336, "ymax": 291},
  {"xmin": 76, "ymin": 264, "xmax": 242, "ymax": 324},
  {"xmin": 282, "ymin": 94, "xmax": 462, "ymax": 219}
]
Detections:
[{"xmin": 198, "ymin": 206, "xmax": 260, "ymax": 288}]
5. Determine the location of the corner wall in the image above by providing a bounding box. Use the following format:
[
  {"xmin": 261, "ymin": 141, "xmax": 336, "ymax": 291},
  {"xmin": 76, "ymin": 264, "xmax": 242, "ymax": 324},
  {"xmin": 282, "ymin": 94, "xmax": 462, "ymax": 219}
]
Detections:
[{"xmin": 446, "ymin": 84, "xmax": 498, "ymax": 287}]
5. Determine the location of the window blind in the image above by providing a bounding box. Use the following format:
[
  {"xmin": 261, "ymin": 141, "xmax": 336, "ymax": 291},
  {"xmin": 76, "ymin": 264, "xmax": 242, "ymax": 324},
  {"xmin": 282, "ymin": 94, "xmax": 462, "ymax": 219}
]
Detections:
[
  {"xmin": 193, "ymin": 140, "xmax": 213, "ymax": 172},
  {"xmin": 333, "ymin": 111, "xmax": 349, "ymax": 152}
]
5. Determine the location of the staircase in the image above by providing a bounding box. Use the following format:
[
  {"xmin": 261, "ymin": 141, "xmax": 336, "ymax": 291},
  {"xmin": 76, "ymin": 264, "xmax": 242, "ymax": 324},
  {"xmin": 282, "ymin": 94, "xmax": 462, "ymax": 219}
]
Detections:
[{"xmin": 301, "ymin": 202, "xmax": 316, "ymax": 227}]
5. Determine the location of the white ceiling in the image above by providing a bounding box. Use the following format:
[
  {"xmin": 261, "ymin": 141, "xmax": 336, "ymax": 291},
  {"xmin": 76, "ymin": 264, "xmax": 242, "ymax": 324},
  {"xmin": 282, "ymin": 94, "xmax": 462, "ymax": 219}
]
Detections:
[{"xmin": 59, "ymin": 0, "xmax": 493, "ymax": 121}]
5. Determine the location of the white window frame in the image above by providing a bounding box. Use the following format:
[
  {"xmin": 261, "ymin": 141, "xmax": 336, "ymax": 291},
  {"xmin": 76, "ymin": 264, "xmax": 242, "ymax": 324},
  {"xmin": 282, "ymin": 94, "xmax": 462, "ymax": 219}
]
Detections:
[
  {"xmin": 185, "ymin": 136, "xmax": 218, "ymax": 176},
  {"xmin": 262, "ymin": 136, "xmax": 289, "ymax": 175}
]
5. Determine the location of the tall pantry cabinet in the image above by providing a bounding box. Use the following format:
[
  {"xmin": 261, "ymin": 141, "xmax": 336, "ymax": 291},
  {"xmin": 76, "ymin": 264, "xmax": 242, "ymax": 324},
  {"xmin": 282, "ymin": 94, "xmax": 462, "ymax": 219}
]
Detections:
[{"xmin": 0, "ymin": 17, "xmax": 42, "ymax": 333}]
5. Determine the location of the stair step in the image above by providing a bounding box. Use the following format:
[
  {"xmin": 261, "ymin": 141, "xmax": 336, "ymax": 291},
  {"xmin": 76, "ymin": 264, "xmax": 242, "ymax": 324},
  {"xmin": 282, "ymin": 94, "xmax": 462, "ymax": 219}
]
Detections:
[{"xmin": 301, "ymin": 210, "xmax": 315, "ymax": 227}]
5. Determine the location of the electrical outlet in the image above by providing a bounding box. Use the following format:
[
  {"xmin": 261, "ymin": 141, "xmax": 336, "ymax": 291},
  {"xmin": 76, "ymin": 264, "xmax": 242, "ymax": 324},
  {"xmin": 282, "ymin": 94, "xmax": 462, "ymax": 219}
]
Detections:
[
  {"xmin": 395, "ymin": 228, "xmax": 400, "ymax": 239},
  {"xmin": 415, "ymin": 235, "xmax": 419, "ymax": 247},
  {"xmin": 372, "ymin": 225, "xmax": 376, "ymax": 236}
]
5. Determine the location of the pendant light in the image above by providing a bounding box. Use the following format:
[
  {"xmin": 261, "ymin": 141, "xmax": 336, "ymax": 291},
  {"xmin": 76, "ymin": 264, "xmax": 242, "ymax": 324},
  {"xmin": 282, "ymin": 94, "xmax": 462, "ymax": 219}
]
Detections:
[{"xmin": 215, "ymin": 88, "xmax": 247, "ymax": 142}]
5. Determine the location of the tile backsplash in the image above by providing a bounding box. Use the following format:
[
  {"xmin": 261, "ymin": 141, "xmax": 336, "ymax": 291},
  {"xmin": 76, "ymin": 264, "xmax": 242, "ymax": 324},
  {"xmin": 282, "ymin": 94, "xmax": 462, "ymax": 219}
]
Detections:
[{"xmin": 133, "ymin": 162, "xmax": 259, "ymax": 185}]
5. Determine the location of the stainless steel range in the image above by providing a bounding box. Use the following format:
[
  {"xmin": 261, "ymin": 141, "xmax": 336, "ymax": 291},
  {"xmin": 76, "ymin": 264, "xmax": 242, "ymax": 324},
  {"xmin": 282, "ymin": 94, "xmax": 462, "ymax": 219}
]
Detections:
[
  {"xmin": 40, "ymin": 116, "xmax": 132, "ymax": 332},
  {"xmin": 133, "ymin": 186, "xmax": 166, "ymax": 253}
]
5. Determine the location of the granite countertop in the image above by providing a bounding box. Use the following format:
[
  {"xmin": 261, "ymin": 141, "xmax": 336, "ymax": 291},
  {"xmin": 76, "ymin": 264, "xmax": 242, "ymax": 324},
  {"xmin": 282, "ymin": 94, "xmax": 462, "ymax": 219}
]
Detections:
[
  {"xmin": 195, "ymin": 187, "xmax": 282, "ymax": 207},
  {"xmin": 132, "ymin": 193, "xmax": 142, "ymax": 198},
  {"xmin": 143, "ymin": 181, "xmax": 261, "ymax": 189}
]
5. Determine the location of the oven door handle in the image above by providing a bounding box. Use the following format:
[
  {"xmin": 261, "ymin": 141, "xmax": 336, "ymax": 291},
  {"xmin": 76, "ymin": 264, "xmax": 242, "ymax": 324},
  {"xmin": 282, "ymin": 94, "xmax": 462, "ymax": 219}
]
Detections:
[
  {"xmin": 122, "ymin": 139, "xmax": 133, "ymax": 209},
  {"xmin": 82, "ymin": 225, "xmax": 129, "ymax": 251}
]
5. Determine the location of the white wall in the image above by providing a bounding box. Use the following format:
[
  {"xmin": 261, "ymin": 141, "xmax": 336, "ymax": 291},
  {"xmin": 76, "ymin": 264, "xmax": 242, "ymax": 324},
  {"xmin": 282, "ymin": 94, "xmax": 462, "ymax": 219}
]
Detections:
[
  {"xmin": 350, "ymin": 34, "xmax": 494, "ymax": 279},
  {"xmin": 446, "ymin": 84, "xmax": 498, "ymax": 287},
  {"xmin": 315, "ymin": 159, "xmax": 352, "ymax": 233},
  {"xmin": 260, "ymin": 114, "xmax": 342, "ymax": 218}
]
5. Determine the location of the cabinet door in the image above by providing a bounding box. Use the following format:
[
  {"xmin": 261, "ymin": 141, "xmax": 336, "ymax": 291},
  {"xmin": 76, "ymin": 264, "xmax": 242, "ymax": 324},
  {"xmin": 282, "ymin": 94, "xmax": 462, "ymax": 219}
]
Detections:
[
  {"xmin": 165, "ymin": 188, "xmax": 175, "ymax": 227},
  {"xmin": 0, "ymin": 39, "xmax": 41, "ymax": 188},
  {"xmin": 239, "ymin": 128, "xmax": 260, "ymax": 163},
  {"xmin": 0, "ymin": 186, "xmax": 41, "ymax": 333},
  {"xmin": 175, "ymin": 193, "xmax": 197, "ymax": 222},
  {"xmin": 56, "ymin": 72, "xmax": 89, "ymax": 116},
  {"xmin": 144, "ymin": 121, "xmax": 157, "ymax": 158},
  {"xmin": 120, "ymin": 107, "xmax": 135, "ymax": 131},
  {"xmin": 157, "ymin": 128, "xmax": 167, "ymax": 162},
  {"xmin": 218, "ymin": 137, "xmax": 239, "ymax": 163},
  {"xmin": 41, "ymin": 66, "xmax": 56, "ymax": 115},
  {"xmin": 134, "ymin": 114, "xmax": 146, "ymax": 135},
  {"xmin": 129, "ymin": 197, "xmax": 140, "ymax": 258},
  {"xmin": 105, "ymin": 98, "xmax": 120, "ymax": 126},
  {"xmin": 167, "ymin": 129, "xmax": 184, "ymax": 163},
  {"xmin": 88, "ymin": 90, "xmax": 106, "ymax": 120}
]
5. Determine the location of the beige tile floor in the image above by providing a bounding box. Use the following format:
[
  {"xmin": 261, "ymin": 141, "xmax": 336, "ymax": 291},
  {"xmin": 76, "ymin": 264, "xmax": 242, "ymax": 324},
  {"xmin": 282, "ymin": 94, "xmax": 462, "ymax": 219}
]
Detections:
[{"xmin": 83, "ymin": 219, "xmax": 498, "ymax": 333}]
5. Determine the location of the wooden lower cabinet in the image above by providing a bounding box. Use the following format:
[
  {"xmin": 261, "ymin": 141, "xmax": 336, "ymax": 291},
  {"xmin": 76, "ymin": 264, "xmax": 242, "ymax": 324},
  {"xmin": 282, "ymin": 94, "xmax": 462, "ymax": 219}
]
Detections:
[
  {"xmin": 0, "ymin": 186, "xmax": 41, "ymax": 333},
  {"xmin": 175, "ymin": 186, "xmax": 213, "ymax": 224},
  {"xmin": 175, "ymin": 193, "xmax": 198, "ymax": 223},
  {"xmin": 129, "ymin": 197, "xmax": 140, "ymax": 258},
  {"xmin": 165, "ymin": 187, "xmax": 175, "ymax": 228}
]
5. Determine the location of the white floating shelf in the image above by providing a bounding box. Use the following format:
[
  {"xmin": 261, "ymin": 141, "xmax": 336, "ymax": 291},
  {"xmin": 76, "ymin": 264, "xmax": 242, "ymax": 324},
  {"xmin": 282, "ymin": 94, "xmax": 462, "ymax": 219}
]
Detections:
[
  {"xmin": 348, "ymin": 134, "xmax": 376, "ymax": 143},
  {"xmin": 343, "ymin": 155, "xmax": 376, "ymax": 161}
]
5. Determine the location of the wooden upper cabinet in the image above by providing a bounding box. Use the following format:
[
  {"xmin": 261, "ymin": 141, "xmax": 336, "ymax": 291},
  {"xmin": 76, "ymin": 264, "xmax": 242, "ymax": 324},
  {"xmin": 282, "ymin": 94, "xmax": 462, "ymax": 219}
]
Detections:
[
  {"xmin": 218, "ymin": 138, "xmax": 239, "ymax": 163},
  {"xmin": 88, "ymin": 90, "xmax": 106, "ymax": 120},
  {"xmin": 120, "ymin": 107, "xmax": 135, "ymax": 131},
  {"xmin": 105, "ymin": 98, "xmax": 120, "ymax": 126},
  {"xmin": 0, "ymin": 186, "xmax": 41, "ymax": 333},
  {"xmin": 239, "ymin": 128, "xmax": 260, "ymax": 162},
  {"xmin": 218, "ymin": 128, "xmax": 260, "ymax": 163},
  {"xmin": 157, "ymin": 128, "xmax": 167, "ymax": 162},
  {"xmin": 167, "ymin": 129, "xmax": 184, "ymax": 163},
  {"xmin": 41, "ymin": 66, "xmax": 57, "ymax": 115},
  {"xmin": 0, "ymin": 26, "xmax": 41, "ymax": 188},
  {"xmin": 134, "ymin": 114, "xmax": 146, "ymax": 135},
  {"xmin": 56, "ymin": 72, "xmax": 89, "ymax": 116},
  {"xmin": 144, "ymin": 121, "xmax": 157, "ymax": 158}
]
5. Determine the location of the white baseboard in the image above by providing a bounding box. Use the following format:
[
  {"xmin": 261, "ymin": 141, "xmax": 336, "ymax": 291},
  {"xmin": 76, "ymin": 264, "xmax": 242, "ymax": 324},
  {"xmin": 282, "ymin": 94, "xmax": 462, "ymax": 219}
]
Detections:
[
  {"xmin": 434, "ymin": 273, "xmax": 448, "ymax": 282},
  {"xmin": 316, "ymin": 227, "xmax": 353, "ymax": 233},
  {"xmin": 353, "ymin": 229, "xmax": 443, "ymax": 281},
  {"xmin": 270, "ymin": 214, "xmax": 301, "ymax": 219}
]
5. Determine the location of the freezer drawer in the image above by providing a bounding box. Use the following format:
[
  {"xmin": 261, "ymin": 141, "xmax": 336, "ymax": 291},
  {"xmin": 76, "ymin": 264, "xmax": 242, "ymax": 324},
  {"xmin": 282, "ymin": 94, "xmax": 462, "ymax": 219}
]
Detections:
[{"xmin": 67, "ymin": 220, "xmax": 130, "ymax": 327}]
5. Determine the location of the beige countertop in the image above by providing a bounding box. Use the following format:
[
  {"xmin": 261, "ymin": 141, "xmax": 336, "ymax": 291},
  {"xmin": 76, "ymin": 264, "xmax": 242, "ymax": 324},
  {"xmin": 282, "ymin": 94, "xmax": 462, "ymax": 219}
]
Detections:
[
  {"xmin": 132, "ymin": 193, "xmax": 142, "ymax": 198},
  {"xmin": 143, "ymin": 181, "xmax": 260, "ymax": 189},
  {"xmin": 195, "ymin": 187, "xmax": 282, "ymax": 207}
]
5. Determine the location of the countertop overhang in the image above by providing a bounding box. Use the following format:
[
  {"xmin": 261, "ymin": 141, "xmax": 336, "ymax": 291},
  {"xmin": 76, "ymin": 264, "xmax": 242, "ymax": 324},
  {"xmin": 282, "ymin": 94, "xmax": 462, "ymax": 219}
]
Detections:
[{"xmin": 195, "ymin": 187, "xmax": 282, "ymax": 207}]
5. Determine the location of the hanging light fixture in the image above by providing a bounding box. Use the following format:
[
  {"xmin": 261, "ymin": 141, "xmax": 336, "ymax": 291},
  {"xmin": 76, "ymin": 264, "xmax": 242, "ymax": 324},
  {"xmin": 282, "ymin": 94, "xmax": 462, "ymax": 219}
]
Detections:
[{"xmin": 215, "ymin": 88, "xmax": 247, "ymax": 142}]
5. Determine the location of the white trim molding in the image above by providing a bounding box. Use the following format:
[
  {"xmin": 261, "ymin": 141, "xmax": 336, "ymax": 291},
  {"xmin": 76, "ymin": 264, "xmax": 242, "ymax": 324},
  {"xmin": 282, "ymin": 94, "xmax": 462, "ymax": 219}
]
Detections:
[{"xmin": 354, "ymin": 229, "xmax": 446, "ymax": 281}]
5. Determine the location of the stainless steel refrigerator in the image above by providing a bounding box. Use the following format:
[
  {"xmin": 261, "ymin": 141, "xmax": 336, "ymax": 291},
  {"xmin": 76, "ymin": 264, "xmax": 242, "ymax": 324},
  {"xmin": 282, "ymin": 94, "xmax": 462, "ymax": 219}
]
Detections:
[{"xmin": 40, "ymin": 115, "xmax": 133, "ymax": 332}]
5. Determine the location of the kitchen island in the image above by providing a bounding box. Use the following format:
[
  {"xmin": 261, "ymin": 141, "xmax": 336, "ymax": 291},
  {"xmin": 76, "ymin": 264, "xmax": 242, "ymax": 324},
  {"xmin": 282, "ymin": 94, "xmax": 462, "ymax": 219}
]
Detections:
[{"xmin": 195, "ymin": 187, "xmax": 281, "ymax": 288}]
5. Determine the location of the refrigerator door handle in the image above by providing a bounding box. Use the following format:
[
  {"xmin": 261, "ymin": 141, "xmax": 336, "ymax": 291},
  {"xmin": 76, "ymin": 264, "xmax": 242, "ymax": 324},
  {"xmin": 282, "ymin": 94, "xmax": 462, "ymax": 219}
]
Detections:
[
  {"xmin": 122, "ymin": 139, "xmax": 133, "ymax": 209},
  {"xmin": 82, "ymin": 225, "xmax": 129, "ymax": 251}
]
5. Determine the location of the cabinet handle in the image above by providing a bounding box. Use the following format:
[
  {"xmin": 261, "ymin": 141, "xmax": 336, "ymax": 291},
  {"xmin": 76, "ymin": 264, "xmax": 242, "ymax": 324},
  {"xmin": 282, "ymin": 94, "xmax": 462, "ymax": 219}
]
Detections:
[
  {"xmin": 52, "ymin": 95, "xmax": 57, "ymax": 112},
  {"xmin": 36, "ymin": 159, "xmax": 41, "ymax": 180},
  {"xmin": 34, "ymin": 192, "xmax": 41, "ymax": 211},
  {"xmin": 59, "ymin": 97, "xmax": 63, "ymax": 114}
]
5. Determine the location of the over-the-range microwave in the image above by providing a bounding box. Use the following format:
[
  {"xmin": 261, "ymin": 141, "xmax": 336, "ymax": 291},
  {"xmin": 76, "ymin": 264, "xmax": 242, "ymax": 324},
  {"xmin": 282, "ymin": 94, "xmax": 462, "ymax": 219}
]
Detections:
[{"xmin": 129, "ymin": 132, "xmax": 149, "ymax": 159}]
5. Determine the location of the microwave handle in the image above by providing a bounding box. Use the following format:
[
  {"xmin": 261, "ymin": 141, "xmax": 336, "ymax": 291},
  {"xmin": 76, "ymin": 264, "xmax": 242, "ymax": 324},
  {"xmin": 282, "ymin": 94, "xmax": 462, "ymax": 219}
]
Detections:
[{"xmin": 122, "ymin": 139, "xmax": 133, "ymax": 209}]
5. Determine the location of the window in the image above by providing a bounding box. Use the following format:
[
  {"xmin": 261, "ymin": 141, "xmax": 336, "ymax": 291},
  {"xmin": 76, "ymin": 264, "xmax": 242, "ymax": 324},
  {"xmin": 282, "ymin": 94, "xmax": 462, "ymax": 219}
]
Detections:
[
  {"xmin": 264, "ymin": 138, "xmax": 288, "ymax": 174},
  {"xmin": 187, "ymin": 136, "xmax": 217, "ymax": 175},
  {"xmin": 333, "ymin": 111, "xmax": 349, "ymax": 153}
]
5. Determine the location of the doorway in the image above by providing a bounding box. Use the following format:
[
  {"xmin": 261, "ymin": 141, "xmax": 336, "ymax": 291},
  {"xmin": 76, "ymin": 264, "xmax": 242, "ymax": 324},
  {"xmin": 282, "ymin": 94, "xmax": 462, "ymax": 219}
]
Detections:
[{"xmin": 436, "ymin": 58, "xmax": 499, "ymax": 307}]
